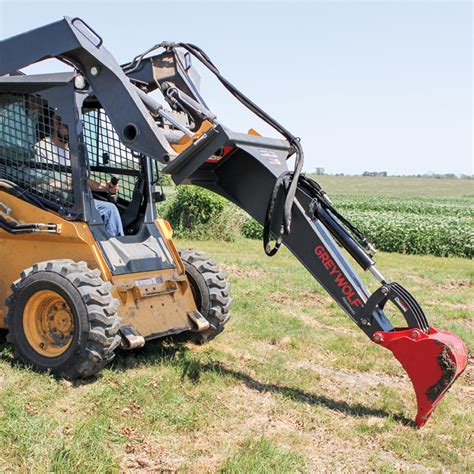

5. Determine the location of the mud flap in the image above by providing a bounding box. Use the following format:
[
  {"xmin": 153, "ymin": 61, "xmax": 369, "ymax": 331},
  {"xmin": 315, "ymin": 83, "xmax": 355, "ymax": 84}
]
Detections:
[{"xmin": 373, "ymin": 327, "xmax": 468, "ymax": 427}]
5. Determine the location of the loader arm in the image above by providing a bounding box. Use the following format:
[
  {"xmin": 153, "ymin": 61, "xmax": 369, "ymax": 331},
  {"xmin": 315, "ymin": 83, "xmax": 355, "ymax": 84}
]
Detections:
[
  {"xmin": 0, "ymin": 17, "xmax": 173, "ymax": 162},
  {"xmin": 0, "ymin": 18, "xmax": 467, "ymax": 427}
]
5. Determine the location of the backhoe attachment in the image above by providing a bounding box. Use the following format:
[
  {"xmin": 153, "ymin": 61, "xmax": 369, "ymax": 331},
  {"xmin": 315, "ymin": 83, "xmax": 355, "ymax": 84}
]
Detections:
[
  {"xmin": 158, "ymin": 118, "xmax": 468, "ymax": 427},
  {"xmin": 147, "ymin": 44, "xmax": 468, "ymax": 426}
]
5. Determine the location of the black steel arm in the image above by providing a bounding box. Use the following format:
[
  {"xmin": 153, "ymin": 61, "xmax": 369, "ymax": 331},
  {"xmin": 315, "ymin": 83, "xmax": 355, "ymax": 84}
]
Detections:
[{"xmin": 163, "ymin": 131, "xmax": 395, "ymax": 337}]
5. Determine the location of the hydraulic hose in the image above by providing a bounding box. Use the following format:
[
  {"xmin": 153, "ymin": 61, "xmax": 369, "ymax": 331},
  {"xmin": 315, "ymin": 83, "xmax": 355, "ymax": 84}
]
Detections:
[
  {"xmin": 165, "ymin": 44, "xmax": 374, "ymax": 258},
  {"xmin": 0, "ymin": 215, "xmax": 53, "ymax": 234},
  {"xmin": 173, "ymin": 42, "xmax": 304, "ymax": 256},
  {"xmin": 0, "ymin": 179, "xmax": 48, "ymax": 210}
]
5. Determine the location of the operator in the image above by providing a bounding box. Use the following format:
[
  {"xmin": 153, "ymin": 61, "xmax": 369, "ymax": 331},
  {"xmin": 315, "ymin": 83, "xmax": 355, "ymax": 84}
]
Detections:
[{"xmin": 35, "ymin": 114, "xmax": 124, "ymax": 237}]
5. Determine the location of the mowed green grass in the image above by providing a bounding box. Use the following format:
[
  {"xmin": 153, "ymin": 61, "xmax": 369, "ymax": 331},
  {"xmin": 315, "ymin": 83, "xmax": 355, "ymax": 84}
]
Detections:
[{"xmin": 0, "ymin": 238, "xmax": 472, "ymax": 472}]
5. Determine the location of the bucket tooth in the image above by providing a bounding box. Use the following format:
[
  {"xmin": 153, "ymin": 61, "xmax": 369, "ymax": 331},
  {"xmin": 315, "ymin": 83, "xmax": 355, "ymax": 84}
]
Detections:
[
  {"xmin": 119, "ymin": 325, "xmax": 145, "ymax": 350},
  {"xmin": 187, "ymin": 311, "xmax": 211, "ymax": 332}
]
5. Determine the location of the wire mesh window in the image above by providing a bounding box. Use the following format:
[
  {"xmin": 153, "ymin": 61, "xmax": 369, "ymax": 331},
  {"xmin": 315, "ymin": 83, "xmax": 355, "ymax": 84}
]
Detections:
[
  {"xmin": 0, "ymin": 92, "xmax": 74, "ymax": 207},
  {"xmin": 82, "ymin": 108, "xmax": 141, "ymax": 203}
]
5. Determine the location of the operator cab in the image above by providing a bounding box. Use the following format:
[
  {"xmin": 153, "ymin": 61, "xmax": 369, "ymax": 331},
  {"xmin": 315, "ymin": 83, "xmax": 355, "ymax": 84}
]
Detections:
[
  {"xmin": 0, "ymin": 88, "xmax": 168, "ymax": 235},
  {"xmin": 0, "ymin": 84, "xmax": 178, "ymax": 276}
]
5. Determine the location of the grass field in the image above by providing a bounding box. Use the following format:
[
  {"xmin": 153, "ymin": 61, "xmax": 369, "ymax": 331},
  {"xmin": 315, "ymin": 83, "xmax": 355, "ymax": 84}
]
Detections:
[
  {"xmin": 0, "ymin": 176, "xmax": 472, "ymax": 472},
  {"xmin": 0, "ymin": 238, "xmax": 472, "ymax": 472},
  {"xmin": 237, "ymin": 176, "xmax": 473, "ymax": 258},
  {"xmin": 312, "ymin": 175, "xmax": 474, "ymax": 197}
]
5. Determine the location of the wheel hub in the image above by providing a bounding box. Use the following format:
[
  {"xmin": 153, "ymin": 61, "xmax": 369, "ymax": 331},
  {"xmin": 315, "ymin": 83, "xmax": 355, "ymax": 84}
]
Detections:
[{"xmin": 23, "ymin": 290, "xmax": 74, "ymax": 357}]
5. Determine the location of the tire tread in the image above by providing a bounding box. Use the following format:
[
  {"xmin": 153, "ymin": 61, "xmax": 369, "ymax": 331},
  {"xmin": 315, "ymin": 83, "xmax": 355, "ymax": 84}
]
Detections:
[
  {"xmin": 5, "ymin": 259, "xmax": 121, "ymax": 380},
  {"xmin": 179, "ymin": 249, "xmax": 232, "ymax": 344}
]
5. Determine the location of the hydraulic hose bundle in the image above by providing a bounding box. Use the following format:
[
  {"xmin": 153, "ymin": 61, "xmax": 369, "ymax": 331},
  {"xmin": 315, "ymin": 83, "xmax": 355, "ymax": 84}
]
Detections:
[
  {"xmin": 171, "ymin": 43, "xmax": 304, "ymax": 256},
  {"xmin": 0, "ymin": 180, "xmax": 59, "ymax": 234}
]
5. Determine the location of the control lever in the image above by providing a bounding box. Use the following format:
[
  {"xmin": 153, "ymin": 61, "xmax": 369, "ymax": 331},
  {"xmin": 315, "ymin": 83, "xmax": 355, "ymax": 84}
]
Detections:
[{"xmin": 108, "ymin": 175, "xmax": 120, "ymax": 203}]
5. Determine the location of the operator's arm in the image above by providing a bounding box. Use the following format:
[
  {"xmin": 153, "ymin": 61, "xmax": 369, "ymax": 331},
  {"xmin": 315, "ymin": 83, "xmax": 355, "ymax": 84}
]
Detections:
[{"xmin": 88, "ymin": 179, "xmax": 119, "ymax": 194}]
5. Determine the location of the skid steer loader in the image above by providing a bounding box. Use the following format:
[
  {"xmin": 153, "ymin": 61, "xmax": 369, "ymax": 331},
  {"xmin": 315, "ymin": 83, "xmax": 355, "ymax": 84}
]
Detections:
[{"xmin": 0, "ymin": 18, "xmax": 467, "ymax": 427}]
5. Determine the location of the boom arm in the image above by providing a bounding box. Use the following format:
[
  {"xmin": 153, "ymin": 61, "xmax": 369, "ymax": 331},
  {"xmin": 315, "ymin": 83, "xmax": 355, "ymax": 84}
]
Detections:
[{"xmin": 162, "ymin": 120, "xmax": 467, "ymax": 429}]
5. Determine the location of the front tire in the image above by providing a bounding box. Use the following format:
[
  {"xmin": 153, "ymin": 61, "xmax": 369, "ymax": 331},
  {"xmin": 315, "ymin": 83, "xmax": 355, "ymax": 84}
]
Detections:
[
  {"xmin": 5, "ymin": 260, "xmax": 121, "ymax": 380},
  {"xmin": 180, "ymin": 249, "xmax": 232, "ymax": 344}
]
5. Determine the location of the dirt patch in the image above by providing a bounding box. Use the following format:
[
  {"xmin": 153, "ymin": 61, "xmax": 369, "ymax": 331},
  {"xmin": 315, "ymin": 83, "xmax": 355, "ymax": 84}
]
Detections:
[
  {"xmin": 221, "ymin": 263, "xmax": 266, "ymax": 279},
  {"xmin": 302, "ymin": 431, "xmax": 431, "ymax": 473},
  {"xmin": 436, "ymin": 279, "xmax": 471, "ymax": 290},
  {"xmin": 120, "ymin": 427, "xmax": 183, "ymax": 472},
  {"xmin": 458, "ymin": 358, "xmax": 474, "ymax": 403},
  {"xmin": 289, "ymin": 310, "xmax": 357, "ymax": 335},
  {"xmin": 433, "ymin": 300, "xmax": 474, "ymax": 313},
  {"xmin": 288, "ymin": 360, "xmax": 408, "ymax": 391},
  {"xmin": 464, "ymin": 358, "xmax": 474, "ymax": 385},
  {"xmin": 270, "ymin": 290, "xmax": 331, "ymax": 309},
  {"xmin": 458, "ymin": 384, "xmax": 474, "ymax": 403},
  {"xmin": 122, "ymin": 444, "xmax": 182, "ymax": 472},
  {"xmin": 405, "ymin": 274, "xmax": 431, "ymax": 285},
  {"xmin": 208, "ymin": 342, "xmax": 260, "ymax": 363}
]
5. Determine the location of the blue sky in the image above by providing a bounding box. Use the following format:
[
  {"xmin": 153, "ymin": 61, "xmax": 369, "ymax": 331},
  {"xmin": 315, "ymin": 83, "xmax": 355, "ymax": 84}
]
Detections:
[{"xmin": 1, "ymin": 0, "xmax": 472, "ymax": 175}]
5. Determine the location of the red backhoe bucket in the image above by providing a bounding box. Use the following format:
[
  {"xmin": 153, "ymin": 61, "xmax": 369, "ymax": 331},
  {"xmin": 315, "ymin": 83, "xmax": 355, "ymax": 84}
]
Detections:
[{"xmin": 374, "ymin": 327, "xmax": 468, "ymax": 428}]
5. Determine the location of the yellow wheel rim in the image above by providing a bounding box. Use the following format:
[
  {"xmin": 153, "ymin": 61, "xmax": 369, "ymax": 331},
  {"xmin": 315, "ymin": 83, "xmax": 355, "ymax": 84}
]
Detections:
[{"xmin": 23, "ymin": 290, "xmax": 74, "ymax": 357}]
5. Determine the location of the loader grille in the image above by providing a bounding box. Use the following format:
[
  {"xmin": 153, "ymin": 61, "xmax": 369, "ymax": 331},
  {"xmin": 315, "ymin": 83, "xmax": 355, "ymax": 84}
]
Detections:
[
  {"xmin": 82, "ymin": 108, "xmax": 141, "ymax": 203},
  {"xmin": 0, "ymin": 93, "xmax": 74, "ymax": 208}
]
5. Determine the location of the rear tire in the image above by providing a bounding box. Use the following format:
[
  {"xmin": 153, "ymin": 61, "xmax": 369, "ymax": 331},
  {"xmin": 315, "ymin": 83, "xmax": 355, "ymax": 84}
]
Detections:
[
  {"xmin": 5, "ymin": 260, "xmax": 121, "ymax": 380},
  {"xmin": 180, "ymin": 249, "xmax": 232, "ymax": 344}
]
